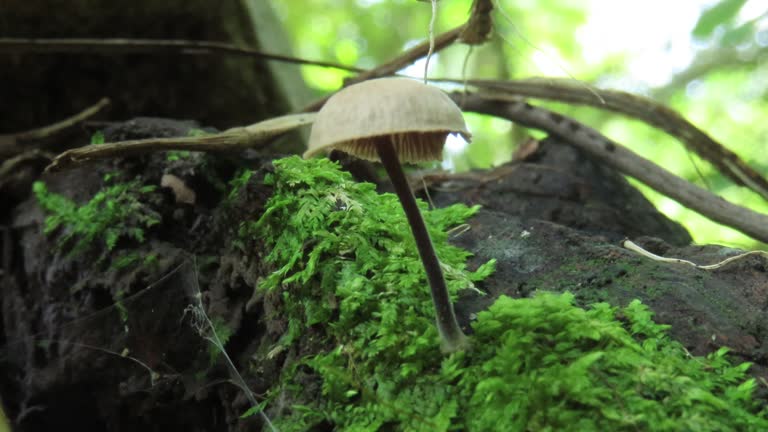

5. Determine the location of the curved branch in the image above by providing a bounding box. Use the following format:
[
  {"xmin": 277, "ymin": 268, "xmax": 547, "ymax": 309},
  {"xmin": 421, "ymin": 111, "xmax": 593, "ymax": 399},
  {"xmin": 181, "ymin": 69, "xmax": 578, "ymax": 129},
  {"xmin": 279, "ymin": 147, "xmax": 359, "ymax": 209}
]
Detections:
[
  {"xmin": 0, "ymin": 98, "xmax": 110, "ymax": 158},
  {"xmin": 653, "ymin": 45, "xmax": 768, "ymax": 99},
  {"xmin": 456, "ymin": 92, "xmax": 768, "ymax": 243},
  {"xmin": 435, "ymin": 77, "xmax": 768, "ymax": 202},
  {"xmin": 0, "ymin": 38, "xmax": 366, "ymax": 74}
]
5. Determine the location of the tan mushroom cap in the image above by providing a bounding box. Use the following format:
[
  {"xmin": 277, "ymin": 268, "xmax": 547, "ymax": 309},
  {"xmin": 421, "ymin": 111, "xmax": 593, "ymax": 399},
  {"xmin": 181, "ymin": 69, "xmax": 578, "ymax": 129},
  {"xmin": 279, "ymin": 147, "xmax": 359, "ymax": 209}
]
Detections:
[{"xmin": 303, "ymin": 77, "xmax": 471, "ymax": 163}]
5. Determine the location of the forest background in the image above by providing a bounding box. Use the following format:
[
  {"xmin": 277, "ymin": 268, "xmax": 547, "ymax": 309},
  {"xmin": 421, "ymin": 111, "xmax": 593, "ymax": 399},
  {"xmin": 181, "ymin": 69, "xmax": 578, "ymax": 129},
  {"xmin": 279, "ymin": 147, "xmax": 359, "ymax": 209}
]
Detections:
[{"xmin": 275, "ymin": 0, "xmax": 768, "ymax": 249}]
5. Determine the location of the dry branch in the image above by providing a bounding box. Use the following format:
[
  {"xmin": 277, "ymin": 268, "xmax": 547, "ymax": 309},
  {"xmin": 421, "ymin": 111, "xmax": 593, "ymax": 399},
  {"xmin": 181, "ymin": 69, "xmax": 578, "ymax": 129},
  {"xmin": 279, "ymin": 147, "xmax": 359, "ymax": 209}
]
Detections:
[
  {"xmin": 301, "ymin": 25, "xmax": 466, "ymax": 112},
  {"xmin": 0, "ymin": 98, "xmax": 110, "ymax": 158},
  {"xmin": 441, "ymin": 78, "xmax": 768, "ymax": 202},
  {"xmin": 45, "ymin": 113, "xmax": 316, "ymax": 172},
  {"xmin": 0, "ymin": 38, "xmax": 365, "ymax": 74},
  {"xmin": 456, "ymin": 92, "xmax": 768, "ymax": 243}
]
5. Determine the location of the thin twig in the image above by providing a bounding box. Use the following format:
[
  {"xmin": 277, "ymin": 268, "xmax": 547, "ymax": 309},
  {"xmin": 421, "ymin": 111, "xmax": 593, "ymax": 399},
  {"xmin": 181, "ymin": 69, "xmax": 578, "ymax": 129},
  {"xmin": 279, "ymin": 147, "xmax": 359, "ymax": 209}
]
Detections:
[
  {"xmin": 456, "ymin": 92, "xmax": 768, "ymax": 243},
  {"xmin": 653, "ymin": 44, "xmax": 768, "ymax": 100},
  {"xmin": 0, "ymin": 98, "xmax": 111, "ymax": 158},
  {"xmin": 423, "ymin": 0, "xmax": 438, "ymax": 83},
  {"xmin": 0, "ymin": 38, "xmax": 366, "ymax": 74},
  {"xmin": 0, "ymin": 150, "xmax": 54, "ymax": 190},
  {"xmin": 623, "ymin": 239, "xmax": 768, "ymax": 270},
  {"xmin": 349, "ymin": 25, "xmax": 465, "ymax": 85},
  {"xmin": 437, "ymin": 77, "xmax": 768, "ymax": 202},
  {"xmin": 301, "ymin": 25, "xmax": 466, "ymax": 112}
]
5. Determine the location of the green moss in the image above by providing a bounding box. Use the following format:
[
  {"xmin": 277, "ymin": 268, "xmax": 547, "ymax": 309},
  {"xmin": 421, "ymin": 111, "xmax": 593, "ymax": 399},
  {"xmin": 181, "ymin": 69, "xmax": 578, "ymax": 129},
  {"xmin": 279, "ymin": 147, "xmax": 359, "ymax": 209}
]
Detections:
[
  {"xmin": 33, "ymin": 176, "xmax": 160, "ymax": 258},
  {"xmin": 245, "ymin": 156, "xmax": 767, "ymax": 431},
  {"xmin": 90, "ymin": 130, "xmax": 105, "ymax": 145},
  {"xmin": 110, "ymin": 251, "xmax": 159, "ymax": 270},
  {"xmin": 187, "ymin": 128, "xmax": 210, "ymax": 137},
  {"xmin": 461, "ymin": 293, "xmax": 765, "ymax": 431},
  {"xmin": 166, "ymin": 150, "xmax": 193, "ymax": 161},
  {"xmin": 228, "ymin": 169, "xmax": 254, "ymax": 201}
]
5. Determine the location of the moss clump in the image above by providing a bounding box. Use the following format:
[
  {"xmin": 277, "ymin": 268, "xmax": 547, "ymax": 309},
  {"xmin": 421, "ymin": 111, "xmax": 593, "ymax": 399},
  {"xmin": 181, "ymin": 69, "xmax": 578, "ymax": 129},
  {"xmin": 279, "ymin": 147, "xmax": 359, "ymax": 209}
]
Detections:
[
  {"xmin": 34, "ymin": 176, "xmax": 160, "ymax": 258},
  {"xmin": 246, "ymin": 156, "xmax": 767, "ymax": 431},
  {"xmin": 241, "ymin": 156, "xmax": 492, "ymax": 350},
  {"xmin": 461, "ymin": 293, "xmax": 766, "ymax": 431}
]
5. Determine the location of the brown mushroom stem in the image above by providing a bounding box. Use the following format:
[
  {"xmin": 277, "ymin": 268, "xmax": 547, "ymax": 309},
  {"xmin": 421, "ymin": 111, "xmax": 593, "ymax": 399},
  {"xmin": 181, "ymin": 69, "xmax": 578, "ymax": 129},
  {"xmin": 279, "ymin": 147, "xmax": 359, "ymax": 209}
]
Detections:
[{"xmin": 376, "ymin": 137, "xmax": 469, "ymax": 353}]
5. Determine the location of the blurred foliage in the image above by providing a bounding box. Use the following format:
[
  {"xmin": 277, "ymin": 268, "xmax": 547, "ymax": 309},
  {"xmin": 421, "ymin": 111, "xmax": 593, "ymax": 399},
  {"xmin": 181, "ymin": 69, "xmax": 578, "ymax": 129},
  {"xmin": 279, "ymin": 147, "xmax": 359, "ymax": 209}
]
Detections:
[{"xmin": 272, "ymin": 0, "xmax": 768, "ymax": 249}]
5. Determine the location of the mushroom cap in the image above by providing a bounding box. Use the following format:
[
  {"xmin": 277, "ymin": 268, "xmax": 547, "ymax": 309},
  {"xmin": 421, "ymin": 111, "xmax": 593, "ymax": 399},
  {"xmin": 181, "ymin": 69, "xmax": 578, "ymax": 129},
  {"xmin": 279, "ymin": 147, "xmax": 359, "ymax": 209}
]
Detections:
[{"xmin": 303, "ymin": 77, "xmax": 471, "ymax": 163}]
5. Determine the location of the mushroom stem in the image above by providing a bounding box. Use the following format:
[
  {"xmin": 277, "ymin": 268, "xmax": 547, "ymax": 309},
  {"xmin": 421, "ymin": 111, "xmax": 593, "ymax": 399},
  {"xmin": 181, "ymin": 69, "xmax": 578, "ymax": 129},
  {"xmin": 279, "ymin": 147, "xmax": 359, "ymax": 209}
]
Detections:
[{"xmin": 376, "ymin": 137, "xmax": 469, "ymax": 353}]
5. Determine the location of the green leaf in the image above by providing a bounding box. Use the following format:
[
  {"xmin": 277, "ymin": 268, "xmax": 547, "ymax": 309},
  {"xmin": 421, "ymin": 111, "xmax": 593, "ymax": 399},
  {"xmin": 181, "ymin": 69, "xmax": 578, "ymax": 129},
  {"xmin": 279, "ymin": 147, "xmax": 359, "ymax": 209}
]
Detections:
[
  {"xmin": 721, "ymin": 21, "xmax": 755, "ymax": 45},
  {"xmin": 692, "ymin": 0, "xmax": 748, "ymax": 38}
]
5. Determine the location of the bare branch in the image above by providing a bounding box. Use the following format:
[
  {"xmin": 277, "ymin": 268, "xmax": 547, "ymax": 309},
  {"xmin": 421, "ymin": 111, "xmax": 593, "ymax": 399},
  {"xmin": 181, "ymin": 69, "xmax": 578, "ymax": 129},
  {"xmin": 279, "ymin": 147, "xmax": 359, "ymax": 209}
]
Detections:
[
  {"xmin": 0, "ymin": 38, "xmax": 366, "ymax": 74},
  {"xmin": 0, "ymin": 98, "xmax": 111, "ymax": 158},
  {"xmin": 652, "ymin": 45, "xmax": 768, "ymax": 100},
  {"xmin": 45, "ymin": 113, "xmax": 316, "ymax": 172},
  {"xmin": 456, "ymin": 92, "xmax": 768, "ymax": 243},
  {"xmin": 301, "ymin": 25, "xmax": 466, "ymax": 112},
  {"xmin": 434, "ymin": 77, "xmax": 768, "ymax": 202}
]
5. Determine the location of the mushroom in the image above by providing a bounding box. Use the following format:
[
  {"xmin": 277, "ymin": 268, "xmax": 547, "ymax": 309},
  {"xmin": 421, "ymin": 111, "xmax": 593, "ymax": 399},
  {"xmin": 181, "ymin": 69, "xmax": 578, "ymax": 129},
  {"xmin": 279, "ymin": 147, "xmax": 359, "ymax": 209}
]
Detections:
[{"xmin": 304, "ymin": 77, "xmax": 472, "ymax": 352}]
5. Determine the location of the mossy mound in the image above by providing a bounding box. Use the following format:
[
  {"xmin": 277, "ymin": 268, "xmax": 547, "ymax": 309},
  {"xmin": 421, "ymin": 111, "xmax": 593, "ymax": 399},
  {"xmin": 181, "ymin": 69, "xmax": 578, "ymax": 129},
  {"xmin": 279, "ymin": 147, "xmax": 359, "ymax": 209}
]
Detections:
[
  {"xmin": 244, "ymin": 156, "xmax": 767, "ymax": 431},
  {"xmin": 462, "ymin": 293, "xmax": 765, "ymax": 431}
]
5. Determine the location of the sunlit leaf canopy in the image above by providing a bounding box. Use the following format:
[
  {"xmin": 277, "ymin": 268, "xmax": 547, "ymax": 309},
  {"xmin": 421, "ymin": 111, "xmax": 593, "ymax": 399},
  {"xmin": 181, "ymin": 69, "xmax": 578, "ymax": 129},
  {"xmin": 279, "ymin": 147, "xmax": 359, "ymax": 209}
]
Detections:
[{"xmin": 273, "ymin": 0, "xmax": 768, "ymax": 249}]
